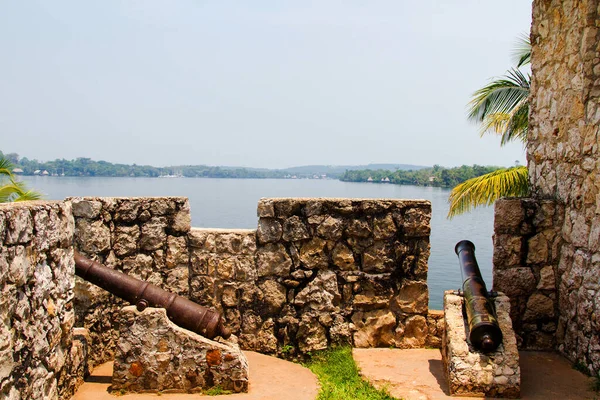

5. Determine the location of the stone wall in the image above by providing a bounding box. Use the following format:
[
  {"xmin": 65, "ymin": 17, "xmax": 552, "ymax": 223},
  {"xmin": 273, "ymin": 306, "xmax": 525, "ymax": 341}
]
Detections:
[
  {"xmin": 188, "ymin": 198, "xmax": 433, "ymax": 356},
  {"xmin": 0, "ymin": 201, "xmax": 81, "ymax": 400},
  {"xmin": 70, "ymin": 197, "xmax": 191, "ymax": 369},
  {"xmin": 72, "ymin": 197, "xmax": 437, "ymax": 361},
  {"xmin": 492, "ymin": 0, "xmax": 600, "ymax": 376},
  {"xmin": 493, "ymin": 199, "xmax": 564, "ymax": 350}
]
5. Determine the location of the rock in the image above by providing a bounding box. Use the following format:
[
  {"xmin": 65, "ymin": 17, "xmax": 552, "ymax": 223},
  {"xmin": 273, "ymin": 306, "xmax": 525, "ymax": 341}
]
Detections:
[
  {"xmin": 165, "ymin": 267, "xmax": 189, "ymax": 295},
  {"xmin": 351, "ymin": 309, "xmax": 396, "ymax": 347},
  {"xmin": 112, "ymin": 307, "xmax": 248, "ymax": 393},
  {"xmin": 392, "ymin": 280, "xmax": 428, "ymax": 315},
  {"xmin": 281, "ymin": 216, "xmax": 310, "ymax": 242},
  {"xmin": 257, "ymin": 199, "xmax": 275, "ymax": 217},
  {"xmin": 402, "ymin": 208, "xmax": 431, "ymax": 237},
  {"xmin": 256, "ymin": 218, "xmax": 283, "ymax": 244},
  {"xmin": 257, "ymin": 243, "xmax": 292, "ymax": 277},
  {"xmin": 537, "ymin": 266, "xmax": 556, "ymax": 290},
  {"xmin": 373, "ymin": 214, "xmax": 396, "ymax": 240},
  {"xmin": 171, "ymin": 209, "xmax": 191, "ymax": 233},
  {"xmin": 149, "ymin": 199, "xmax": 176, "ymax": 216},
  {"xmin": 140, "ymin": 217, "xmax": 167, "ymax": 251},
  {"xmin": 258, "ymin": 280, "xmax": 287, "ymax": 315},
  {"xmin": 212, "ymin": 256, "xmax": 236, "ymax": 280},
  {"xmin": 523, "ymin": 293, "xmax": 555, "ymax": 321},
  {"xmin": 395, "ymin": 315, "xmax": 427, "ymax": 348},
  {"xmin": 255, "ymin": 319, "xmax": 278, "ymax": 354},
  {"xmin": 526, "ymin": 233, "xmax": 549, "ymax": 264},
  {"xmin": 188, "ymin": 229, "xmax": 209, "ymax": 248},
  {"xmin": 331, "ymin": 243, "xmax": 356, "ymax": 270},
  {"xmin": 299, "ymin": 238, "xmax": 329, "ymax": 269},
  {"xmin": 113, "ymin": 225, "xmax": 140, "ymax": 257},
  {"xmin": 329, "ymin": 315, "xmax": 354, "ymax": 344},
  {"xmin": 493, "ymin": 234, "xmax": 522, "ymax": 269},
  {"xmin": 70, "ymin": 199, "xmax": 102, "ymax": 219},
  {"xmin": 494, "ymin": 199, "xmax": 525, "ymax": 232},
  {"xmin": 75, "ymin": 219, "xmax": 111, "ymax": 254},
  {"xmin": 346, "ymin": 219, "xmax": 371, "ymax": 238},
  {"xmin": 115, "ymin": 200, "xmax": 140, "ymax": 223},
  {"xmin": 122, "ymin": 253, "xmax": 154, "ymax": 280},
  {"xmin": 235, "ymin": 257, "xmax": 257, "ymax": 282},
  {"xmin": 362, "ymin": 241, "xmax": 394, "ymax": 273},
  {"xmin": 493, "ymin": 268, "xmax": 536, "ymax": 297},
  {"xmin": 294, "ymin": 270, "xmax": 340, "ymax": 313},
  {"xmin": 317, "ymin": 217, "xmax": 344, "ymax": 240},
  {"xmin": 297, "ymin": 315, "xmax": 328, "ymax": 353},
  {"xmin": 353, "ymin": 294, "xmax": 390, "ymax": 310},
  {"xmin": 166, "ymin": 236, "xmax": 188, "ymax": 268}
]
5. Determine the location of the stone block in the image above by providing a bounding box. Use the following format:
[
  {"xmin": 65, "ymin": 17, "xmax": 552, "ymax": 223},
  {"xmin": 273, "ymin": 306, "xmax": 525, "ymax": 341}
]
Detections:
[
  {"xmin": 442, "ymin": 291, "xmax": 520, "ymax": 398},
  {"xmin": 112, "ymin": 306, "xmax": 248, "ymax": 394}
]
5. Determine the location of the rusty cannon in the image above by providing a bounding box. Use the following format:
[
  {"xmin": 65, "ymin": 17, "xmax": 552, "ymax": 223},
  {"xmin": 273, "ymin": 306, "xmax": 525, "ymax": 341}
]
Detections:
[
  {"xmin": 455, "ymin": 240, "xmax": 503, "ymax": 352},
  {"xmin": 73, "ymin": 251, "xmax": 231, "ymax": 340}
]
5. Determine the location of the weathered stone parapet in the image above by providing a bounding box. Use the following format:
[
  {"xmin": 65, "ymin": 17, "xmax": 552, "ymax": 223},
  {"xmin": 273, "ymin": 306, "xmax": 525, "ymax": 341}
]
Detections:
[
  {"xmin": 112, "ymin": 306, "xmax": 248, "ymax": 394},
  {"xmin": 0, "ymin": 201, "xmax": 80, "ymax": 400},
  {"xmin": 493, "ymin": 198, "xmax": 563, "ymax": 350},
  {"xmin": 70, "ymin": 197, "xmax": 433, "ymax": 362},
  {"xmin": 442, "ymin": 291, "xmax": 520, "ymax": 398},
  {"xmin": 186, "ymin": 199, "xmax": 432, "ymax": 356},
  {"xmin": 253, "ymin": 198, "xmax": 431, "ymax": 354},
  {"xmin": 68, "ymin": 197, "xmax": 192, "ymax": 368}
]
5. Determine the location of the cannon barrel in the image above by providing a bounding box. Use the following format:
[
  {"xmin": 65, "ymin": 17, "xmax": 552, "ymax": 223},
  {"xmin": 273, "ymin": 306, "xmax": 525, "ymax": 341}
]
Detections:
[
  {"xmin": 455, "ymin": 240, "xmax": 502, "ymax": 352},
  {"xmin": 74, "ymin": 251, "xmax": 231, "ymax": 340}
]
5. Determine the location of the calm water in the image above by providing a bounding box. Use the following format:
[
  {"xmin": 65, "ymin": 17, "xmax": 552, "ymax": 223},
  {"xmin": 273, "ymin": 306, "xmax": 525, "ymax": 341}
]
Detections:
[{"xmin": 24, "ymin": 176, "xmax": 495, "ymax": 309}]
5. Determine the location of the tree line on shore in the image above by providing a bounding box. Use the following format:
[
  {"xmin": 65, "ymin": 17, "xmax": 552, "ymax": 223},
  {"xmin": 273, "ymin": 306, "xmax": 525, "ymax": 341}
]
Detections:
[
  {"xmin": 1, "ymin": 152, "xmax": 289, "ymax": 179},
  {"xmin": 1, "ymin": 150, "xmax": 505, "ymax": 188},
  {"xmin": 340, "ymin": 164, "xmax": 502, "ymax": 188}
]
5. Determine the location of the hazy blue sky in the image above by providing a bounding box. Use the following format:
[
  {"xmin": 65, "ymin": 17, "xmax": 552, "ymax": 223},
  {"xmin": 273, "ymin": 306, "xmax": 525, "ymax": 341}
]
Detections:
[{"xmin": 1, "ymin": 1, "xmax": 532, "ymax": 169}]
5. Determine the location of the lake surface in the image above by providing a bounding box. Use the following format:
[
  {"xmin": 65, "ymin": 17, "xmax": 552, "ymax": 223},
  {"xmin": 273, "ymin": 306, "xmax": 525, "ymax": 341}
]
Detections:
[{"xmin": 24, "ymin": 176, "xmax": 495, "ymax": 309}]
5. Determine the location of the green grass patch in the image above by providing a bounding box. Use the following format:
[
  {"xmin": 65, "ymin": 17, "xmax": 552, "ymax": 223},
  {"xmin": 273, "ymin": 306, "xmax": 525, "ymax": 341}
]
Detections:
[
  {"xmin": 204, "ymin": 386, "xmax": 232, "ymax": 396},
  {"xmin": 304, "ymin": 346, "xmax": 396, "ymax": 400}
]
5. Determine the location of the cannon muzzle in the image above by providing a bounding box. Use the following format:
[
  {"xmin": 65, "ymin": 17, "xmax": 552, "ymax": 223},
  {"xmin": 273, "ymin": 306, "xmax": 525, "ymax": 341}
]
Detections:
[
  {"xmin": 74, "ymin": 251, "xmax": 231, "ymax": 340},
  {"xmin": 455, "ymin": 240, "xmax": 502, "ymax": 352}
]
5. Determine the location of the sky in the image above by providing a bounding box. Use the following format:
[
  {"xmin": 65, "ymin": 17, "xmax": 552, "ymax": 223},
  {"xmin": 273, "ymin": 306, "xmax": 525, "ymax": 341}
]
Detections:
[{"xmin": 0, "ymin": 1, "xmax": 532, "ymax": 169}]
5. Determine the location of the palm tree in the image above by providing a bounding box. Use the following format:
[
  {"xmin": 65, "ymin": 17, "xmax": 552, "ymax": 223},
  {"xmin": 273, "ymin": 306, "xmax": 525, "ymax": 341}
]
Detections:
[
  {"xmin": 447, "ymin": 36, "xmax": 531, "ymax": 218},
  {"xmin": 0, "ymin": 157, "xmax": 42, "ymax": 202}
]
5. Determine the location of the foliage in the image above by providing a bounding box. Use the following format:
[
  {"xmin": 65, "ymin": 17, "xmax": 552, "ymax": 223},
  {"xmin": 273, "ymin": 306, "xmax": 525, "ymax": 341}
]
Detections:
[
  {"xmin": 448, "ymin": 37, "xmax": 531, "ymax": 218},
  {"xmin": 0, "ymin": 157, "xmax": 42, "ymax": 202},
  {"xmin": 305, "ymin": 346, "xmax": 395, "ymax": 400},
  {"xmin": 203, "ymin": 386, "xmax": 232, "ymax": 396},
  {"xmin": 467, "ymin": 68, "xmax": 530, "ymax": 145},
  {"xmin": 340, "ymin": 164, "xmax": 501, "ymax": 188},
  {"xmin": 447, "ymin": 166, "xmax": 529, "ymax": 218},
  {"xmin": 5, "ymin": 153, "xmax": 291, "ymax": 179}
]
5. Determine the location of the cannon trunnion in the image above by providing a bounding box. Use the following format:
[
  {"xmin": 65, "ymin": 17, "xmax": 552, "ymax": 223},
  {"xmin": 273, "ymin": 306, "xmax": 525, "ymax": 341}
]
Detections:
[{"xmin": 74, "ymin": 251, "xmax": 231, "ymax": 340}]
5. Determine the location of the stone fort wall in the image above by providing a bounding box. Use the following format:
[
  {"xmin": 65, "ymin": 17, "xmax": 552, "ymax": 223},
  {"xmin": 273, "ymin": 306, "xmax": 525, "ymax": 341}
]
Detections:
[
  {"xmin": 493, "ymin": 0, "xmax": 600, "ymax": 376},
  {"xmin": 70, "ymin": 196, "xmax": 442, "ymax": 368},
  {"xmin": 0, "ymin": 201, "xmax": 85, "ymax": 400},
  {"xmin": 0, "ymin": 196, "xmax": 442, "ymax": 398}
]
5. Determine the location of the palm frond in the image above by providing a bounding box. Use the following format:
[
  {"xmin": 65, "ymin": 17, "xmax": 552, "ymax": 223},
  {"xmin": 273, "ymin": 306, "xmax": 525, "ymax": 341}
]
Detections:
[
  {"xmin": 468, "ymin": 68, "xmax": 530, "ymax": 123},
  {"xmin": 447, "ymin": 166, "xmax": 529, "ymax": 219},
  {"xmin": 0, "ymin": 157, "xmax": 14, "ymax": 177},
  {"xmin": 501, "ymin": 102, "xmax": 528, "ymax": 145},
  {"xmin": 511, "ymin": 34, "xmax": 531, "ymax": 67}
]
